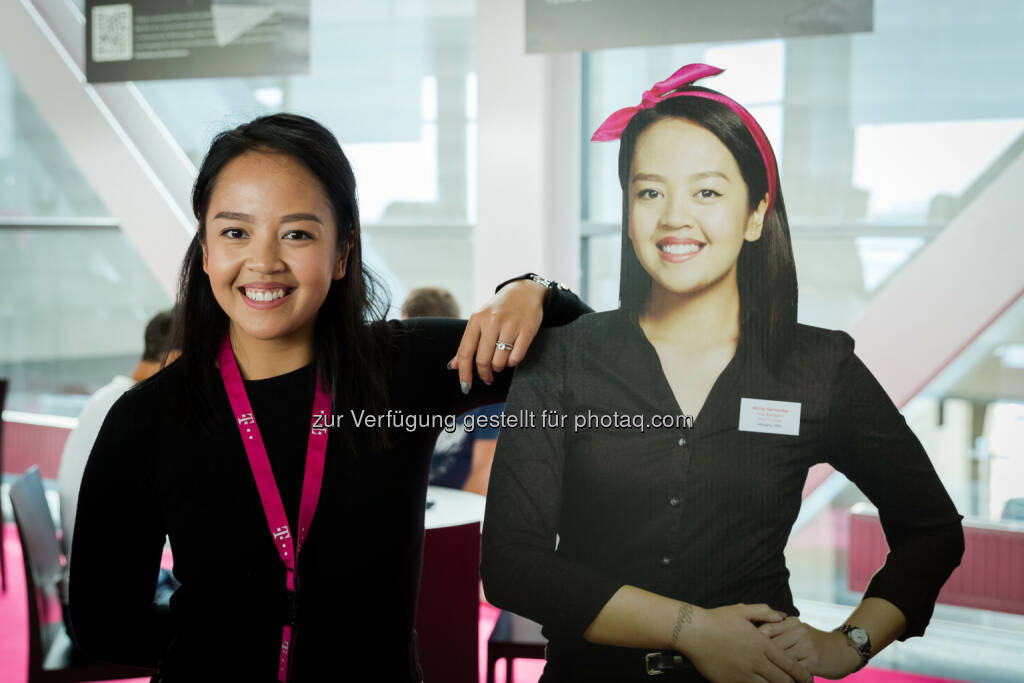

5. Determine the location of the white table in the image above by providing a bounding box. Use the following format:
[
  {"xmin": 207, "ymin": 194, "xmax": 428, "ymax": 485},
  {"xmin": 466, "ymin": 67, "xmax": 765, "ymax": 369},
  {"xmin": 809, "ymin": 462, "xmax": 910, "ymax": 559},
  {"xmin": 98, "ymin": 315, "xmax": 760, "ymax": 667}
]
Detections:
[{"xmin": 424, "ymin": 485, "xmax": 485, "ymax": 529}]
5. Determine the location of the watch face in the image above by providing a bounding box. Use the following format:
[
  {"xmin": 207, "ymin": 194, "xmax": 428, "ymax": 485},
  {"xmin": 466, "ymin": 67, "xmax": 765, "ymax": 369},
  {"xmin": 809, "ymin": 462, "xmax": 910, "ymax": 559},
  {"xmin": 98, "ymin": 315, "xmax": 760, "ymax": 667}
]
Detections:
[{"xmin": 850, "ymin": 628, "xmax": 869, "ymax": 646}]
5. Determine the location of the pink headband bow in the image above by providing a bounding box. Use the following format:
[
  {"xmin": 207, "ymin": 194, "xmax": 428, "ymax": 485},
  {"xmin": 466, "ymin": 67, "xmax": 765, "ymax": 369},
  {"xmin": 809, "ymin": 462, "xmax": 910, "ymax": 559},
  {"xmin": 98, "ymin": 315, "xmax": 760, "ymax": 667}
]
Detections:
[{"xmin": 591, "ymin": 63, "xmax": 778, "ymax": 216}]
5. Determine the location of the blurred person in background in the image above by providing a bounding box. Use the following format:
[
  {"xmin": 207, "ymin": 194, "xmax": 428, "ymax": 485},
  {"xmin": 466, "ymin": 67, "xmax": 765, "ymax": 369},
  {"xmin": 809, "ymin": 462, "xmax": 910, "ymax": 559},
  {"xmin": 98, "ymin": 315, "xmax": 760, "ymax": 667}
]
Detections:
[{"xmin": 58, "ymin": 309, "xmax": 182, "ymax": 641}]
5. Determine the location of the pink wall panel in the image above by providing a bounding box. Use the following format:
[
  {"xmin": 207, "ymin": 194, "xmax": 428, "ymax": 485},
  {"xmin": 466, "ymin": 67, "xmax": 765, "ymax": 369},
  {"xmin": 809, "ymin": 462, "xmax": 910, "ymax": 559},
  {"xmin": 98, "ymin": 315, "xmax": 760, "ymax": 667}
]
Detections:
[
  {"xmin": 848, "ymin": 510, "xmax": 1024, "ymax": 615},
  {"xmin": 1, "ymin": 421, "xmax": 70, "ymax": 480}
]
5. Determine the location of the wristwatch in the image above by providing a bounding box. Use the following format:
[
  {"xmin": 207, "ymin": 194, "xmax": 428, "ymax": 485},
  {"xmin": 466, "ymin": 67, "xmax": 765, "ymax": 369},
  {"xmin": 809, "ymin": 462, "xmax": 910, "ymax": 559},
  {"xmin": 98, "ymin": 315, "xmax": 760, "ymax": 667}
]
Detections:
[
  {"xmin": 494, "ymin": 272, "xmax": 569, "ymax": 293},
  {"xmin": 525, "ymin": 273, "xmax": 569, "ymax": 291},
  {"xmin": 834, "ymin": 624, "xmax": 872, "ymax": 671}
]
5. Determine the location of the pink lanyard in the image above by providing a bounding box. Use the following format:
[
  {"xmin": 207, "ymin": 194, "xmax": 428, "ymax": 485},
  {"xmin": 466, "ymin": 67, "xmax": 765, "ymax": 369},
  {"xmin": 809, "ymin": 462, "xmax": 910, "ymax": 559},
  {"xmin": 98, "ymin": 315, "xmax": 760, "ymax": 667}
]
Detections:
[{"xmin": 217, "ymin": 335, "xmax": 331, "ymax": 682}]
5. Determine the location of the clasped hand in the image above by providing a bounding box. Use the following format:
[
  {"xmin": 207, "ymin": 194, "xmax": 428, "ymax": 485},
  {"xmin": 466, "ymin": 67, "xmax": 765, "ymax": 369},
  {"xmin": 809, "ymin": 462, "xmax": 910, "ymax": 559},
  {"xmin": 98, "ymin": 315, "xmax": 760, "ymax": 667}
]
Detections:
[
  {"xmin": 684, "ymin": 603, "xmax": 815, "ymax": 683},
  {"xmin": 757, "ymin": 616, "xmax": 863, "ymax": 680}
]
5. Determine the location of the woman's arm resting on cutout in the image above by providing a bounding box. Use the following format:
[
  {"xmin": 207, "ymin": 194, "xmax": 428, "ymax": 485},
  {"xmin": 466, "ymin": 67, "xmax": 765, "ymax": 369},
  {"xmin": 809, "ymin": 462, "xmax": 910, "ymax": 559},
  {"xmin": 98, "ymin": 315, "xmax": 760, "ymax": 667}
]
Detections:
[
  {"xmin": 449, "ymin": 275, "xmax": 591, "ymax": 392},
  {"xmin": 401, "ymin": 275, "xmax": 590, "ymax": 417}
]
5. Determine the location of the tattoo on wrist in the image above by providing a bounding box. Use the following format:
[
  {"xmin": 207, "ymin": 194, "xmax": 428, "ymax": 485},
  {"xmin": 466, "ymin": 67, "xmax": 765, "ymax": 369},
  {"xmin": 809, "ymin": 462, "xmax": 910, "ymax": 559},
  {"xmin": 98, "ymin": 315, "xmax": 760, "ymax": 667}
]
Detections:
[{"xmin": 671, "ymin": 604, "xmax": 693, "ymax": 647}]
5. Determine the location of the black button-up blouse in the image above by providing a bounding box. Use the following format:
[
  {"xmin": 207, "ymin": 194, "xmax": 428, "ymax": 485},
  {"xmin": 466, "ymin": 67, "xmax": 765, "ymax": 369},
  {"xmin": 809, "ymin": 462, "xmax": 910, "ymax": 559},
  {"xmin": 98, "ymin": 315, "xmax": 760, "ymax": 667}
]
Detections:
[
  {"xmin": 69, "ymin": 286, "xmax": 591, "ymax": 682},
  {"xmin": 481, "ymin": 307, "xmax": 965, "ymax": 651}
]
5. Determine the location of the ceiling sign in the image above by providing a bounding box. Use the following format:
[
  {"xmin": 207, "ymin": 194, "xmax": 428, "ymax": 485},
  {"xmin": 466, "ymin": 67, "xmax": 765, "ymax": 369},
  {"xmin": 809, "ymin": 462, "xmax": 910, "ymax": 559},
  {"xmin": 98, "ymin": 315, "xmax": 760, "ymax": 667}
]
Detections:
[
  {"xmin": 86, "ymin": 0, "xmax": 310, "ymax": 82},
  {"xmin": 526, "ymin": 0, "xmax": 873, "ymax": 53}
]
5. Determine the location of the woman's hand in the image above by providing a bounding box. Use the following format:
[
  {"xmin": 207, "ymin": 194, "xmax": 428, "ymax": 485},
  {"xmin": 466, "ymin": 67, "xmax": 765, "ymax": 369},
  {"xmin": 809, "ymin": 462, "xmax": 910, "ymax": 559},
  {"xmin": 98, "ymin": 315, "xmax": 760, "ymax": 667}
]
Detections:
[
  {"xmin": 448, "ymin": 279, "xmax": 547, "ymax": 392},
  {"xmin": 682, "ymin": 604, "xmax": 814, "ymax": 683},
  {"xmin": 758, "ymin": 617, "xmax": 863, "ymax": 679}
]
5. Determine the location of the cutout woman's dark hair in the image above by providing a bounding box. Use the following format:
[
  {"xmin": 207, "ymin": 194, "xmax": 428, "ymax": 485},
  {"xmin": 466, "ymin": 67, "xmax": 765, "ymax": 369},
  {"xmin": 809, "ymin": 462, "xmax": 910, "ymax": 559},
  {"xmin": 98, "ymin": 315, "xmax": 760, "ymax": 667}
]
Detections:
[
  {"xmin": 616, "ymin": 86, "xmax": 798, "ymax": 371},
  {"xmin": 171, "ymin": 113, "xmax": 393, "ymax": 447}
]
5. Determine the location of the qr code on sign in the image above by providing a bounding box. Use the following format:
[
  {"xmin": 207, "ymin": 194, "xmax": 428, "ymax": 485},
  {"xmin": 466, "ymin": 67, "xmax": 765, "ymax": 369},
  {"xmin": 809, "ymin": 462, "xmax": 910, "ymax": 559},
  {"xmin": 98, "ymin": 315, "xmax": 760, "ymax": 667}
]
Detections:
[{"xmin": 92, "ymin": 4, "xmax": 133, "ymax": 62}]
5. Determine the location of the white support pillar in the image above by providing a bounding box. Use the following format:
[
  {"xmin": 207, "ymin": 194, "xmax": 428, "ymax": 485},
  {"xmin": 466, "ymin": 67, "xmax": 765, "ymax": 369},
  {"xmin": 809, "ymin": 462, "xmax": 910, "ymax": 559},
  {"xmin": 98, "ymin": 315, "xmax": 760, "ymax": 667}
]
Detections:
[
  {"xmin": 0, "ymin": 0, "xmax": 194, "ymax": 298},
  {"xmin": 475, "ymin": 0, "xmax": 581, "ymax": 306}
]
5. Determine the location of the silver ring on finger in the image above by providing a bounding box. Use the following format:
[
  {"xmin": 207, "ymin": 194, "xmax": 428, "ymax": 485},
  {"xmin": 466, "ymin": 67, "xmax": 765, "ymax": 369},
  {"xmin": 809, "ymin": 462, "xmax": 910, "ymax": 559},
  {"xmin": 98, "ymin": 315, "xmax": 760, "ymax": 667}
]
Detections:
[{"xmin": 495, "ymin": 340, "xmax": 514, "ymax": 351}]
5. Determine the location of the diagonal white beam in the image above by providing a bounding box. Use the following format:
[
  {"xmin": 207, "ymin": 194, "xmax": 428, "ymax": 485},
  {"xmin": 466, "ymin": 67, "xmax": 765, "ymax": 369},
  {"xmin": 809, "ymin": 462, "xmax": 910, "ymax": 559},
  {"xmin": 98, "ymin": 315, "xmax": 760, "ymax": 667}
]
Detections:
[
  {"xmin": 0, "ymin": 0, "xmax": 193, "ymax": 297},
  {"xmin": 850, "ymin": 146, "xmax": 1024, "ymax": 409},
  {"xmin": 790, "ymin": 141, "xmax": 1024, "ymax": 532},
  {"xmin": 793, "ymin": 142, "xmax": 1024, "ymax": 532},
  {"xmin": 31, "ymin": 0, "xmax": 196, "ymax": 221}
]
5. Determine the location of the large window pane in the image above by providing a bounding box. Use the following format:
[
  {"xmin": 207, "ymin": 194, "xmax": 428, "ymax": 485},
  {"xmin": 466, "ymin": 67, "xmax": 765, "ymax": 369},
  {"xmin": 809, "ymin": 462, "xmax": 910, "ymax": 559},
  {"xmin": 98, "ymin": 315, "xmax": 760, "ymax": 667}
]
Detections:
[
  {"xmin": 0, "ymin": 226, "xmax": 170, "ymax": 416},
  {"xmin": 134, "ymin": 0, "xmax": 476, "ymax": 225},
  {"xmin": 0, "ymin": 59, "xmax": 109, "ymax": 219},
  {"xmin": 581, "ymin": 0, "xmax": 1024, "ymax": 329}
]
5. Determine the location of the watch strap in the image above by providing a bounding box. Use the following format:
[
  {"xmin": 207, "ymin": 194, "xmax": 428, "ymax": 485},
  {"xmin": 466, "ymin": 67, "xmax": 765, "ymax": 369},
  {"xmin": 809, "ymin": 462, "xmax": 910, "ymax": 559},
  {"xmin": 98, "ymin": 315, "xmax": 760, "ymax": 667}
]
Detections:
[
  {"xmin": 834, "ymin": 625, "xmax": 871, "ymax": 671},
  {"xmin": 494, "ymin": 272, "xmax": 569, "ymax": 294}
]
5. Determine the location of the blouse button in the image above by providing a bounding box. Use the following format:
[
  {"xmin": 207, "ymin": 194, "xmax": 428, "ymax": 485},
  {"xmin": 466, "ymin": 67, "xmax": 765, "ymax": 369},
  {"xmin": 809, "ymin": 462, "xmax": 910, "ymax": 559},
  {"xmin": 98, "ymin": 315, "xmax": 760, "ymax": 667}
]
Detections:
[
  {"xmin": 669, "ymin": 496, "xmax": 680, "ymax": 507},
  {"xmin": 677, "ymin": 437, "xmax": 687, "ymax": 446},
  {"xmin": 661, "ymin": 556, "xmax": 672, "ymax": 566}
]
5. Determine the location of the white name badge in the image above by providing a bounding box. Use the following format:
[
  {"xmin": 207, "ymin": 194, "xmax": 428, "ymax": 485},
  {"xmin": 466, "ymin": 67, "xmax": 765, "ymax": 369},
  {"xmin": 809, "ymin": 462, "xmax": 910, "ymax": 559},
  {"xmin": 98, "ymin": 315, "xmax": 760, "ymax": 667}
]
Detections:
[{"xmin": 738, "ymin": 398, "xmax": 801, "ymax": 436}]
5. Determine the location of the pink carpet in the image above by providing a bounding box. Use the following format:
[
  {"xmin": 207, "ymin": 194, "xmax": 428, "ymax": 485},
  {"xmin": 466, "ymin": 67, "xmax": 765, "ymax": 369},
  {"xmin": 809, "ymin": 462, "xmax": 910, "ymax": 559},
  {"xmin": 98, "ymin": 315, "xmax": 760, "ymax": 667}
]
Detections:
[{"xmin": 2, "ymin": 523, "xmax": 968, "ymax": 683}]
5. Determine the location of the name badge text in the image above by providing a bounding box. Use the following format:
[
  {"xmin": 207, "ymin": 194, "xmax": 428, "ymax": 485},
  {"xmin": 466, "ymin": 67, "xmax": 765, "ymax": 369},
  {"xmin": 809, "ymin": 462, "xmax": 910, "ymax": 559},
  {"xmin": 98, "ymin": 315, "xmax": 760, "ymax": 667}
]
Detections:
[{"xmin": 738, "ymin": 398, "xmax": 801, "ymax": 436}]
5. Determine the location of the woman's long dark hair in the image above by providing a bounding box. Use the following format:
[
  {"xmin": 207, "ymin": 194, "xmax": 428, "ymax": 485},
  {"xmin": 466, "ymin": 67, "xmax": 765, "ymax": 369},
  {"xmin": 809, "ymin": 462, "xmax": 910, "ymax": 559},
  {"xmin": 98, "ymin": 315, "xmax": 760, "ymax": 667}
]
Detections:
[
  {"xmin": 616, "ymin": 87, "xmax": 798, "ymax": 372},
  {"xmin": 171, "ymin": 113, "xmax": 393, "ymax": 447}
]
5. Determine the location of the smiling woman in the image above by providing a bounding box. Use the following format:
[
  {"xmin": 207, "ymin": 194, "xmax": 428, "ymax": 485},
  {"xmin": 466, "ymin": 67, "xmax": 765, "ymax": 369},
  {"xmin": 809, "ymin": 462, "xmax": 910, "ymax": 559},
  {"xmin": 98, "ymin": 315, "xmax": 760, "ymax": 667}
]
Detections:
[
  {"xmin": 481, "ymin": 65, "xmax": 965, "ymax": 683},
  {"xmin": 202, "ymin": 151, "xmax": 351, "ymax": 379},
  {"xmin": 67, "ymin": 113, "xmax": 591, "ymax": 682},
  {"xmin": 171, "ymin": 115, "xmax": 395, "ymax": 449}
]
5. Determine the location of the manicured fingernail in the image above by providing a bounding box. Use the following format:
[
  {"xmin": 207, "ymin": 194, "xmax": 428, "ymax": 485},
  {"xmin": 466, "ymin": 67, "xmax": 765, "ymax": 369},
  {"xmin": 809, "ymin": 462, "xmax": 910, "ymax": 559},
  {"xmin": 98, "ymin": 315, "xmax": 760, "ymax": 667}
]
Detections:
[
  {"xmin": 446, "ymin": 360, "xmax": 453, "ymax": 370},
  {"xmin": 460, "ymin": 381, "xmax": 469, "ymax": 395},
  {"xmin": 483, "ymin": 379, "xmax": 493, "ymax": 386}
]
